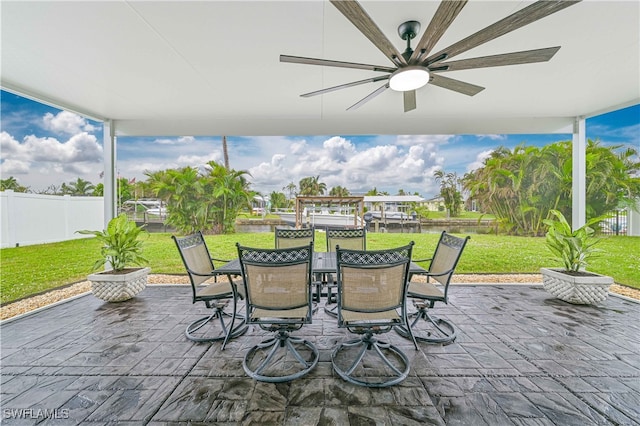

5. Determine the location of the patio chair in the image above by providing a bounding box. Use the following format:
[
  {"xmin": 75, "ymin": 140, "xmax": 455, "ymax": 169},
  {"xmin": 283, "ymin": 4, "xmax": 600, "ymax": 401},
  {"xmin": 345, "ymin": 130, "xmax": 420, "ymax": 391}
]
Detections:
[
  {"xmin": 275, "ymin": 227, "xmax": 321, "ymax": 303},
  {"xmin": 396, "ymin": 231, "xmax": 470, "ymax": 344},
  {"xmin": 172, "ymin": 231, "xmax": 247, "ymax": 348},
  {"xmin": 274, "ymin": 227, "xmax": 314, "ymax": 249},
  {"xmin": 332, "ymin": 242, "xmax": 417, "ymax": 387},
  {"xmin": 236, "ymin": 242, "xmax": 319, "ymax": 382},
  {"xmin": 324, "ymin": 227, "xmax": 366, "ymax": 316}
]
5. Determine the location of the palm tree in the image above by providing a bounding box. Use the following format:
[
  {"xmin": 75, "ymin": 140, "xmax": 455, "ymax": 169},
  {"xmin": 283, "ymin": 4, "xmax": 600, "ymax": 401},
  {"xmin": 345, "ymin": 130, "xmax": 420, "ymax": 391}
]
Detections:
[
  {"xmin": 269, "ymin": 191, "xmax": 287, "ymax": 210},
  {"xmin": 434, "ymin": 170, "xmax": 462, "ymax": 218},
  {"xmin": 222, "ymin": 136, "xmax": 229, "ymax": 169},
  {"xmin": 63, "ymin": 177, "xmax": 95, "ymax": 196},
  {"xmin": 205, "ymin": 161, "xmax": 254, "ymax": 233},
  {"xmin": 299, "ymin": 176, "xmax": 326, "ymax": 196},
  {"xmin": 329, "ymin": 185, "xmax": 350, "ymax": 197},
  {"xmin": 462, "ymin": 140, "xmax": 640, "ymax": 235},
  {"xmin": 0, "ymin": 176, "xmax": 28, "ymax": 192},
  {"xmin": 283, "ymin": 182, "xmax": 297, "ymax": 207}
]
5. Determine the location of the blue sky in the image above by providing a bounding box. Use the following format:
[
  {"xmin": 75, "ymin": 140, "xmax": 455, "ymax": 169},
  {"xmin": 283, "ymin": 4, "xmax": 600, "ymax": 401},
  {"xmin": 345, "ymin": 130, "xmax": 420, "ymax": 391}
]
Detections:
[{"xmin": 1, "ymin": 89, "xmax": 638, "ymax": 198}]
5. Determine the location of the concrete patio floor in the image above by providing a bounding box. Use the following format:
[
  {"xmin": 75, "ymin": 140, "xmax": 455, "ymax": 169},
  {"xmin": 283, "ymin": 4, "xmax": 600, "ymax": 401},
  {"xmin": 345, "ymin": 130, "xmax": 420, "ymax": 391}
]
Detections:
[{"xmin": 1, "ymin": 284, "xmax": 639, "ymax": 425}]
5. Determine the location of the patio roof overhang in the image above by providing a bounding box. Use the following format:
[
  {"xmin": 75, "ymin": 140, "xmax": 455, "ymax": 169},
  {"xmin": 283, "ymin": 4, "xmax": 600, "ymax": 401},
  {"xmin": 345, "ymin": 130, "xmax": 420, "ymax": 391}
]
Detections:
[{"xmin": 2, "ymin": 1, "xmax": 638, "ymax": 137}]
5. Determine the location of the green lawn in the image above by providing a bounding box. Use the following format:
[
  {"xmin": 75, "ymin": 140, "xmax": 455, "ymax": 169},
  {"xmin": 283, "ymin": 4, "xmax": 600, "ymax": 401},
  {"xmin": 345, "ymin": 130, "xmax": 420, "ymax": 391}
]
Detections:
[{"xmin": 1, "ymin": 232, "xmax": 638, "ymax": 305}]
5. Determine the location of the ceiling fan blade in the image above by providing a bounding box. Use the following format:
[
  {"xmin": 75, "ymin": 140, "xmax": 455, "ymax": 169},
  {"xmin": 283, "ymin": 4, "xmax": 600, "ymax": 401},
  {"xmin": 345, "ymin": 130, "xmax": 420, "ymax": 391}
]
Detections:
[
  {"xmin": 424, "ymin": 0, "xmax": 581, "ymax": 65},
  {"xmin": 330, "ymin": 0, "xmax": 407, "ymax": 67},
  {"xmin": 430, "ymin": 74, "xmax": 484, "ymax": 96},
  {"xmin": 437, "ymin": 46, "xmax": 561, "ymax": 72},
  {"xmin": 347, "ymin": 83, "xmax": 389, "ymax": 111},
  {"xmin": 301, "ymin": 76, "xmax": 390, "ymax": 97},
  {"xmin": 280, "ymin": 55, "xmax": 395, "ymax": 73},
  {"xmin": 409, "ymin": 1, "xmax": 468, "ymax": 64},
  {"xmin": 404, "ymin": 90, "xmax": 417, "ymax": 112}
]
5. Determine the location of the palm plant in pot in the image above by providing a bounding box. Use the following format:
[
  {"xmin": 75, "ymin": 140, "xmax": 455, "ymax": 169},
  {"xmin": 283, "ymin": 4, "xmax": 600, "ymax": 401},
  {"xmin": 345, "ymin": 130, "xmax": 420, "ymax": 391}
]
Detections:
[
  {"xmin": 77, "ymin": 213, "xmax": 150, "ymax": 302},
  {"xmin": 540, "ymin": 209, "xmax": 613, "ymax": 304}
]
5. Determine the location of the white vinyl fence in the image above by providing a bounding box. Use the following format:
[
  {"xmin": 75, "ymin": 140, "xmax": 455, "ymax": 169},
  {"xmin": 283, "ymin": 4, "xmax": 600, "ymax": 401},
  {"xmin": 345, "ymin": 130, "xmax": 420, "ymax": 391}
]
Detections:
[{"xmin": 0, "ymin": 191, "xmax": 104, "ymax": 248}]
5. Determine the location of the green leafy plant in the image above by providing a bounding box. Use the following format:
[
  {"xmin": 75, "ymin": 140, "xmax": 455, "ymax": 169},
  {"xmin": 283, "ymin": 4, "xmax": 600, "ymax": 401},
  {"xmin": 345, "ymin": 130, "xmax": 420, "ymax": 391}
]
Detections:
[
  {"xmin": 77, "ymin": 214, "xmax": 149, "ymax": 272},
  {"xmin": 542, "ymin": 209, "xmax": 605, "ymax": 273}
]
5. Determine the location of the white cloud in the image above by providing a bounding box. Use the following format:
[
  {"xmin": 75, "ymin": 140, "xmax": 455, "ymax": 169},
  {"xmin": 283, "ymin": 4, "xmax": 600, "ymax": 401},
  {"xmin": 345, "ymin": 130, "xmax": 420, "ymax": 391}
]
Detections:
[
  {"xmin": 0, "ymin": 159, "xmax": 31, "ymax": 175},
  {"xmin": 155, "ymin": 136, "xmax": 196, "ymax": 145},
  {"xmin": 396, "ymin": 134, "xmax": 454, "ymax": 146},
  {"xmin": 290, "ymin": 140, "xmax": 307, "ymax": 155},
  {"xmin": 467, "ymin": 149, "xmax": 494, "ymax": 171},
  {"xmin": 43, "ymin": 110, "xmax": 95, "ymax": 134},
  {"xmin": 175, "ymin": 151, "xmax": 222, "ymax": 167},
  {"xmin": 0, "ymin": 131, "xmax": 22, "ymax": 156},
  {"xmin": 476, "ymin": 134, "xmax": 507, "ymax": 141},
  {"xmin": 26, "ymin": 132, "xmax": 102, "ymax": 163}
]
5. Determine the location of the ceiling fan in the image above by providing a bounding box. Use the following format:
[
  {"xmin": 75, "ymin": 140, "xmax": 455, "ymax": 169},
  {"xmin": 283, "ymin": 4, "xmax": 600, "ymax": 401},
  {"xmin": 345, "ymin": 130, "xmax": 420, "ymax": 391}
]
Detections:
[{"xmin": 280, "ymin": 0, "xmax": 581, "ymax": 112}]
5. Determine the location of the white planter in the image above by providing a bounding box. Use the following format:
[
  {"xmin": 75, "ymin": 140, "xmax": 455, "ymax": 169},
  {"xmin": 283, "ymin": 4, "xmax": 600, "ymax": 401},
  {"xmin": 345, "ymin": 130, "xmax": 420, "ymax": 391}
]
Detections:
[
  {"xmin": 540, "ymin": 267, "xmax": 613, "ymax": 305},
  {"xmin": 88, "ymin": 267, "xmax": 150, "ymax": 302}
]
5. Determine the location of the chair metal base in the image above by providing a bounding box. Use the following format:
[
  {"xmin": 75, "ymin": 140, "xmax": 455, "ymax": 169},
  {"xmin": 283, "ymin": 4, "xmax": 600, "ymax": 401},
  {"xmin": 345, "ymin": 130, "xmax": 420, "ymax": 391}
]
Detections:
[
  {"xmin": 185, "ymin": 308, "xmax": 248, "ymax": 347},
  {"xmin": 243, "ymin": 330, "xmax": 319, "ymax": 382},
  {"xmin": 331, "ymin": 332, "xmax": 410, "ymax": 387},
  {"xmin": 395, "ymin": 304, "xmax": 457, "ymax": 344},
  {"xmin": 324, "ymin": 285, "xmax": 338, "ymax": 317}
]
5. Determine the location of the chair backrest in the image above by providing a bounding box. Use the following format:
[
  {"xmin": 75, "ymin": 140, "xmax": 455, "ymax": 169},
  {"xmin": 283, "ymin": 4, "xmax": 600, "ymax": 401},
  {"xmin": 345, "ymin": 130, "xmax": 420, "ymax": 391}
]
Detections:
[
  {"xmin": 327, "ymin": 227, "xmax": 366, "ymax": 252},
  {"xmin": 428, "ymin": 231, "xmax": 470, "ymax": 288},
  {"xmin": 237, "ymin": 243, "xmax": 314, "ymax": 320},
  {"xmin": 336, "ymin": 242, "xmax": 413, "ymax": 320},
  {"xmin": 172, "ymin": 231, "xmax": 215, "ymax": 299},
  {"xmin": 274, "ymin": 227, "xmax": 314, "ymax": 249}
]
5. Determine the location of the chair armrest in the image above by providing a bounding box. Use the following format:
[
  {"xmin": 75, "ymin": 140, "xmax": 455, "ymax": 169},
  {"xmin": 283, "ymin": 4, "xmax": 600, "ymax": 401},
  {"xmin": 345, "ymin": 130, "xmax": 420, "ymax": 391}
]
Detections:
[{"xmin": 211, "ymin": 257, "xmax": 231, "ymax": 263}]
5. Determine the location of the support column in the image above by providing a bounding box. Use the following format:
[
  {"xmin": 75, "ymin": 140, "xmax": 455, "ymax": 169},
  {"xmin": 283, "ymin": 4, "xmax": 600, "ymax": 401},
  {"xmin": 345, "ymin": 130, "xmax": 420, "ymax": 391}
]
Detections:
[
  {"xmin": 103, "ymin": 120, "xmax": 117, "ymax": 228},
  {"xmin": 572, "ymin": 117, "xmax": 586, "ymax": 230}
]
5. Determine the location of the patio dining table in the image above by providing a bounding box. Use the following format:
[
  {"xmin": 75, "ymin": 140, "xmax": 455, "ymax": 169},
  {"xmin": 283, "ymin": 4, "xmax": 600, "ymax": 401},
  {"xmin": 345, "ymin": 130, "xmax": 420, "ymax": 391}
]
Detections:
[{"xmin": 213, "ymin": 251, "xmax": 427, "ymax": 278}]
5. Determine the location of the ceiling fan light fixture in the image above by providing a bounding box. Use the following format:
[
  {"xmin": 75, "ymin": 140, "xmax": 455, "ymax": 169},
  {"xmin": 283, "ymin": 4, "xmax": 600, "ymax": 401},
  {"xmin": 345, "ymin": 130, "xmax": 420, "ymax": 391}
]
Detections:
[{"xmin": 389, "ymin": 66, "xmax": 430, "ymax": 91}]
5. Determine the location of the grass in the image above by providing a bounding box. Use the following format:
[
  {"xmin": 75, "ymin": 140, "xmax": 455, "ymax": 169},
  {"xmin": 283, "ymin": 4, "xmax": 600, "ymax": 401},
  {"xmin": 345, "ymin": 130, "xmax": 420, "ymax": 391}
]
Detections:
[{"xmin": 1, "ymin": 232, "xmax": 638, "ymax": 305}]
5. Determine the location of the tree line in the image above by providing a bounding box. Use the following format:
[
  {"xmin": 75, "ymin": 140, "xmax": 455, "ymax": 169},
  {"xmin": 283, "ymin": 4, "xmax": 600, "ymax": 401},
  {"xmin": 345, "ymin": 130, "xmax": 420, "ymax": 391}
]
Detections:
[{"xmin": 2, "ymin": 139, "xmax": 637, "ymax": 236}]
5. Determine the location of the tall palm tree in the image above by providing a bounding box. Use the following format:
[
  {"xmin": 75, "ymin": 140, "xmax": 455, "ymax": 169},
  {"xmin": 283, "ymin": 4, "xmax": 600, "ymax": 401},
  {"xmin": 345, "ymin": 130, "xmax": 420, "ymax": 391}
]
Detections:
[
  {"xmin": 434, "ymin": 170, "xmax": 462, "ymax": 218},
  {"xmin": 222, "ymin": 136, "xmax": 229, "ymax": 169}
]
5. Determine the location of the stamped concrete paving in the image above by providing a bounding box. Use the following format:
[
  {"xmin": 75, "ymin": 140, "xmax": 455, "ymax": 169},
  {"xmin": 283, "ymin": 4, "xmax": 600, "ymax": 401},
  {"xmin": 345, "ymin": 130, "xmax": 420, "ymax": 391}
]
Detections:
[{"xmin": 1, "ymin": 285, "xmax": 639, "ymax": 425}]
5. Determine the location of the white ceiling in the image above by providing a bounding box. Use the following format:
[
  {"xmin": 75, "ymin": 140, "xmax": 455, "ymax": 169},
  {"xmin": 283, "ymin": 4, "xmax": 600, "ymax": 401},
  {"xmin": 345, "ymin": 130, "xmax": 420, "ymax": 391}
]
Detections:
[{"xmin": 2, "ymin": 0, "xmax": 639, "ymax": 137}]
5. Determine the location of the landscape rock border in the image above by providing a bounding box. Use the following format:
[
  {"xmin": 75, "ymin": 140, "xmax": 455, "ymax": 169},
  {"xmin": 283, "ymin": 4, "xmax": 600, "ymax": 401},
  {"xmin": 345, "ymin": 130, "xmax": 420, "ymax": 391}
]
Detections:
[{"xmin": 2, "ymin": 274, "xmax": 638, "ymax": 321}]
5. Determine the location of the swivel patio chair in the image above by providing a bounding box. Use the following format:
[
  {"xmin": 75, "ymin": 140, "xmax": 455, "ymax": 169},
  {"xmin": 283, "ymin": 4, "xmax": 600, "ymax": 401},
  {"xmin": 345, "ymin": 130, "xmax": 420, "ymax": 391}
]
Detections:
[
  {"xmin": 275, "ymin": 227, "xmax": 321, "ymax": 302},
  {"xmin": 332, "ymin": 242, "xmax": 417, "ymax": 387},
  {"xmin": 172, "ymin": 231, "xmax": 247, "ymax": 349},
  {"xmin": 396, "ymin": 231, "xmax": 470, "ymax": 344},
  {"xmin": 274, "ymin": 227, "xmax": 314, "ymax": 249},
  {"xmin": 236, "ymin": 242, "xmax": 319, "ymax": 382},
  {"xmin": 324, "ymin": 227, "xmax": 366, "ymax": 316}
]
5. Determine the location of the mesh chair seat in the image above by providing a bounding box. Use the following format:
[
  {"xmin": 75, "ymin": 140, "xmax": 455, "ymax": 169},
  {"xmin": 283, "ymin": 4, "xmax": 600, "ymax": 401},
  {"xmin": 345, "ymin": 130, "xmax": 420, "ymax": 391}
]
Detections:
[
  {"xmin": 238, "ymin": 243, "xmax": 318, "ymax": 383},
  {"xmin": 195, "ymin": 281, "xmax": 239, "ymax": 298},
  {"xmin": 331, "ymin": 243, "xmax": 416, "ymax": 388},
  {"xmin": 406, "ymin": 281, "xmax": 444, "ymax": 300},
  {"xmin": 172, "ymin": 231, "xmax": 247, "ymax": 348},
  {"xmin": 341, "ymin": 309, "xmax": 400, "ymax": 323},
  {"xmin": 396, "ymin": 231, "xmax": 469, "ymax": 344},
  {"xmin": 251, "ymin": 306, "xmax": 309, "ymax": 321}
]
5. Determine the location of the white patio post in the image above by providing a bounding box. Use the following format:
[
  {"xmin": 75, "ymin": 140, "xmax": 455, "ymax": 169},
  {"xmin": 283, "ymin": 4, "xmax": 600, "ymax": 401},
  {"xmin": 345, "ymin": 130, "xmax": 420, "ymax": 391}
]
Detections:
[
  {"xmin": 103, "ymin": 119, "xmax": 117, "ymax": 227},
  {"xmin": 572, "ymin": 116, "xmax": 586, "ymax": 230}
]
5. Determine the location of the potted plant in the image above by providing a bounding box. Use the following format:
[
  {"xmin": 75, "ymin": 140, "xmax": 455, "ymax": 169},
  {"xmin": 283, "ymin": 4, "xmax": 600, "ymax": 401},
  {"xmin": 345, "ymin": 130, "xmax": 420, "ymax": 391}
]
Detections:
[
  {"xmin": 77, "ymin": 214, "xmax": 150, "ymax": 302},
  {"xmin": 540, "ymin": 209, "xmax": 613, "ymax": 304}
]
